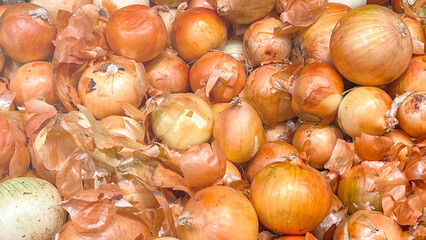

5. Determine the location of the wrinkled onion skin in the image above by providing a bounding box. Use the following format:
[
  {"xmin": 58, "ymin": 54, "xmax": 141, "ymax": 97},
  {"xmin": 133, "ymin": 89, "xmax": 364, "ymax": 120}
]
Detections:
[
  {"xmin": 383, "ymin": 129, "xmax": 413, "ymax": 165},
  {"xmin": 388, "ymin": 55, "xmax": 426, "ymax": 98},
  {"xmin": 208, "ymin": 0, "xmax": 276, "ymax": 24},
  {"xmin": 402, "ymin": 16, "xmax": 425, "ymax": 55},
  {"xmin": 396, "ymin": 92, "xmax": 426, "ymax": 138}
]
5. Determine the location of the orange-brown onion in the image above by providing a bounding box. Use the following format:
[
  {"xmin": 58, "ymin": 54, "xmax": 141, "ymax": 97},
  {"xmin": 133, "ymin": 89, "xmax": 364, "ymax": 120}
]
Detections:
[
  {"xmin": 213, "ymin": 99, "xmax": 265, "ymax": 163},
  {"xmin": 246, "ymin": 141, "xmax": 299, "ymax": 182},
  {"xmin": 0, "ymin": 3, "xmax": 56, "ymax": 63},
  {"xmin": 189, "ymin": 52, "xmax": 246, "ymax": 103},
  {"xmin": 264, "ymin": 120, "xmax": 298, "ymax": 143},
  {"xmin": 151, "ymin": 93, "xmax": 214, "ymax": 150},
  {"xmin": 105, "ymin": 5, "xmax": 167, "ymax": 62},
  {"xmin": 10, "ymin": 61, "xmax": 57, "ymax": 107},
  {"xmin": 0, "ymin": 46, "xmax": 4, "ymax": 73},
  {"xmin": 30, "ymin": 0, "xmax": 77, "ymax": 24},
  {"xmin": 292, "ymin": 122, "xmax": 344, "ymax": 169},
  {"xmin": 402, "ymin": 16, "xmax": 425, "ymax": 55},
  {"xmin": 211, "ymin": 102, "xmax": 228, "ymax": 120},
  {"xmin": 396, "ymin": 92, "xmax": 426, "ymax": 138},
  {"xmin": 333, "ymin": 210, "xmax": 402, "ymax": 240},
  {"xmin": 330, "ymin": 5, "xmax": 412, "ymax": 86},
  {"xmin": 337, "ymin": 86, "xmax": 392, "ymax": 138},
  {"xmin": 291, "ymin": 62, "xmax": 344, "ymax": 125},
  {"xmin": 388, "ymin": 55, "xmax": 426, "ymax": 98},
  {"xmin": 241, "ymin": 64, "xmax": 296, "ymax": 127},
  {"xmin": 92, "ymin": 0, "xmax": 150, "ymax": 17},
  {"xmin": 171, "ymin": 8, "xmax": 227, "ymax": 62},
  {"xmin": 151, "ymin": 0, "xmax": 186, "ymax": 7},
  {"xmin": 177, "ymin": 186, "xmax": 259, "ymax": 240},
  {"xmin": 208, "ymin": 0, "xmax": 276, "ymax": 24},
  {"xmin": 251, "ymin": 161, "xmax": 332, "ymax": 234},
  {"xmin": 99, "ymin": 115, "xmax": 145, "ymax": 143},
  {"xmin": 77, "ymin": 56, "xmax": 148, "ymax": 119},
  {"xmin": 383, "ymin": 129, "xmax": 414, "ymax": 165},
  {"xmin": 145, "ymin": 48, "xmax": 190, "ymax": 94},
  {"xmin": 243, "ymin": 18, "xmax": 292, "ymax": 68},
  {"xmin": 188, "ymin": 0, "xmax": 215, "ymax": 9},
  {"xmin": 295, "ymin": 3, "xmax": 350, "ymax": 66}
]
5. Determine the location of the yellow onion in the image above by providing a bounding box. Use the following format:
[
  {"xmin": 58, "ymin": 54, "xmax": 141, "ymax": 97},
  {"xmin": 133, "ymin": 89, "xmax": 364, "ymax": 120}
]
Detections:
[
  {"xmin": 151, "ymin": 93, "xmax": 214, "ymax": 150},
  {"xmin": 177, "ymin": 186, "xmax": 259, "ymax": 240},
  {"xmin": 30, "ymin": 0, "xmax": 77, "ymax": 24},
  {"xmin": 188, "ymin": 0, "xmax": 215, "ymax": 9},
  {"xmin": 292, "ymin": 122, "xmax": 344, "ymax": 169},
  {"xmin": 151, "ymin": 0, "xmax": 185, "ymax": 7},
  {"xmin": 171, "ymin": 8, "xmax": 227, "ymax": 62},
  {"xmin": 213, "ymin": 98, "xmax": 265, "ymax": 163},
  {"xmin": 402, "ymin": 16, "xmax": 425, "ymax": 55},
  {"xmin": 337, "ymin": 87, "xmax": 392, "ymax": 138},
  {"xmin": 246, "ymin": 141, "xmax": 299, "ymax": 182},
  {"xmin": 264, "ymin": 120, "xmax": 298, "ymax": 143},
  {"xmin": 383, "ymin": 129, "xmax": 414, "ymax": 165},
  {"xmin": 291, "ymin": 62, "xmax": 344, "ymax": 125},
  {"xmin": 93, "ymin": 0, "xmax": 150, "ymax": 17},
  {"xmin": 330, "ymin": 5, "xmax": 412, "ymax": 86},
  {"xmin": 388, "ymin": 55, "xmax": 426, "ymax": 98},
  {"xmin": 208, "ymin": 0, "xmax": 276, "ymax": 24},
  {"xmin": 0, "ymin": 3, "xmax": 56, "ymax": 63},
  {"xmin": 220, "ymin": 39, "xmax": 246, "ymax": 62},
  {"xmin": 396, "ymin": 92, "xmax": 426, "ymax": 138},
  {"xmin": 10, "ymin": 61, "xmax": 57, "ymax": 107},
  {"xmin": 190, "ymin": 52, "xmax": 246, "ymax": 103},
  {"xmin": 251, "ymin": 161, "xmax": 332, "ymax": 234},
  {"xmin": 275, "ymin": 237, "xmax": 305, "ymax": 240},
  {"xmin": 211, "ymin": 102, "xmax": 229, "ymax": 120},
  {"xmin": 243, "ymin": 18, "xmax": 292, "ymax": 67},
  {"xmin": 223, "ymin": 160, "xmax": 241, "ymax": 180},
  {"xmin": 78, "ymin": 56, "xmax": 148, "ymax": 119},
  {"xmin": 328, "ymin": 0, "xmax": 366, "ymax": 8}
]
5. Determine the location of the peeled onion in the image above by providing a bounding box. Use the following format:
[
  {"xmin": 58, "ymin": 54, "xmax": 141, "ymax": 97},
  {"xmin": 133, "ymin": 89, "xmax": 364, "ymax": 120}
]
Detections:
[
  {"xmin": 388, "ymin": 55, "xmax": 426, "ymax": 98},
  {"xmin": 402, "ymin": 16, "xmax": 425, "ymax": 55},
  {"xmin": 30, "ymin": 0, "xmax": 77, "ymax": 24},
  {"xmin": 396, "ymin": 92, "xmax": 426, "ymax": 138},
  {"xmin": 208, "ymin": 0, "xmax": 276, "ymax": 24},
  {"xmin": 93, "ymin": 0, "xmax": 150, "ymax": 17},
  {"xmin": 328, "ymin": 0, "xmax": 366, "ymax": 8}
]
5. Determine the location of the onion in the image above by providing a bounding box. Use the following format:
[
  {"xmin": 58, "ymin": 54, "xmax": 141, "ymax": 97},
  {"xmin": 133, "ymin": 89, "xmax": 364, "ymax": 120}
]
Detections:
[
  {"xmin": 291, "ymin": 62, "xmax": 344, "ymax": 125},
  {"xmin": 402, "ymin": 16, "xmax": 425, "ymax": 55},
  {"xmin": 105, "ymin": 5, "xmax": 167, "ymax": 62},
  {"xmin": 251, "ymin": 161, "xmax": 332, "ymax": 234},
  {"xmin": 93, "ymin": 0, "xmax": 150, "ymax": 17},
  {"xmin": 189, "ymin": 52, "xmax": 246, "ymax": 103},
  {"xmin": 177, "ymin": 186, "xmax": 259, "ymax": 240},
  {"xmin": 330, "ymin": 5, "xmax": 412, "ymax": 86},
  {"xmin": 213, "ymin": 98, "xmax": 265, "ymax": 163},
  {"xmin": 0, "ymin": 3, "xmax": 56, "ymax": 63},
  {"xmin": 211, "ymin": 102, "xmax": 228, "ymax": 120},
  {"xmin": 0, "ymin": 5, "xmax": 10, "ymax": 17},
  {"xmin": 388, "ymin": 55, "xmax": 426, "ymax": 99},
  {"xmin": 151, "ymin": 0, "xmax": 186, "ymax": 7},
  {"xmin": 264, "ymin": 120, "xmax": 298, "ymax": 143},
  {"xmin": 337, "ymin": 86, "xmax": 392, "ymax": 138},
  {"xmin": 208, "ymin": 0, "xmax": 276, "ymax": 24},
  {"xmin": 367, "ymin": 0, "xmax": 389, "ymax": 3},
  {"xmin": 10, "ymin": 61, "xmax": 57, "ymax": 107},
  {"xmin": 243, "ymin": 18, "xmax": 292, "ymax": 67},
  {"xmin": 220, "ymin": 39, "xmax": 246, "ymax": 62},
  {"xmin": 383, "ymin": 129, "xmax": 414, "ymax": 165},
  {"xmin": 275, "ymin": 237, "xmax": 305, "ymax": 240},
  {"xmin": 223, "ymin": 160, "xmax": 241, "ymax": 180},
  {"xmin": 188, "ymin": 0, "xmax": 215, "ymax": 9},
  {"xmin": 151, "ymin": 93, "xmax": 214, "ymax": 150},
  {"xmin": 0, "ymin": 46, "xmax": 4, "ymax": 73},
  {"xmin": 30, "ymin": 0, "xmax": 77, "ymax": 24},
  {"xmin": 145, "ymin": 48, "xmax": 190, "ymax": 94},
  {"xmin": 0, "ymin": 177, "xmax": 67, "ymax": 240},
  {"xmin": 328, "ymin": 0, "xmax": 365, "ymax": 8},
  {"xmin": 171, "ymin": 8, "xmax": 227, "ymax": 62},
  {"xmin": 396, "ymin": 92, "xmax": 426, "ymax": 138}
]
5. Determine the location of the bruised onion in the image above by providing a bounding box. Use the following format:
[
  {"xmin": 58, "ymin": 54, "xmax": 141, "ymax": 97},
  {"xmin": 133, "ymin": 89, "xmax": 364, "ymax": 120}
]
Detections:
[
  {"xmin": 396, "ymin": 92, "xmax": 426, "ymax": 138},
  {"xmin": 402, "ymin": 16, "xmax": 425, "ymax": 55},
  {"xmin": 208, "ymin": 0, "xmax": 276, "ymax": 24},
  {"xmin": 330, "ymin": 5, "xmax": 412, "ymax": 86},
  {"xmin": 93, "ymin": 0, "xmax": 150, "ymax": 17},
  {"xmin": 388, "ymin": 55, "xmax": 426, "ymax": 98}
]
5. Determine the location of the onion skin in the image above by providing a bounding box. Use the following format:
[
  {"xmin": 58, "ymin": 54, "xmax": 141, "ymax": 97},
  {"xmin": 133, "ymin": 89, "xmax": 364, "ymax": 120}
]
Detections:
[
  {"xmin": 223, "ymin": 160, "xmax": 241, "ymax": 180},
  {"xmin": 177, "ymin": 186, "xmax": 259, "ymax": 240},
  {"xmin": 251, "ymin": 162, "xmax": 332, "ymax": 234},
  {"xmin": 151, "ymin": 0, "xmax": 186, "ymax": 7},
  {"xmin": 99, "ymin": 115, "xmax": 144, "ymax": 142},
  {"xmin": 0, "ymin": 5, "xmax": 10, "ymax": 17},
  {"xmin": 330, "ymin": 5, "xmax": 413, "ymax": 86},
  {"xmin": 396, "ymin": 92, "xmax": 426, "ymax": 138},
  {"xmin": 171, "ymin": 8, "xmax": 227, "ymax": 62},
  {"xmin": 211, "ymin": 102, "xmax": 229, "ymax": 120},
  {"xmin": 328, "ymin": 0, "xmax": 366, "ymax": 8},
  {"xmin": 367, "ymin": 0, "xmax": 389, "ymax": 4},
  {"xmin": 402, "ymin": 16, "xmax": 425, "ymax": 55},
  {"xmin": 30, "ymin": 0, "xmax": 77, "ymax": 24},
  {"xmin": 0, "ymin": 46, "xmax": 3, "ymax": 73},
  {"xmin": 383, "ymin": 129, "xmax": 414, "ymax": 165},
  {"xmin": 220, "ymin": 39, "xmax": 246, "ymax": 62},
  {"xmin": 208, "ymin": 0, "xmax": 276, "ymax": 24},
  {"xmin": 388, "ymin": 55, "xmax": 426, "ymax": 98},
  {"xmin": 93, "ymin": 0, "xmax": 150, "ymax": 17},
  {"xmin": 188, "ymin": 0, "xmax": 215, "ymax": 9},
  {"xmin": 264, "ymin": 121, "xmax": 298, "ymax": 143},
  {"xmin": 0, "ymin": 3, "xmax": 56, "ymax": 63}
]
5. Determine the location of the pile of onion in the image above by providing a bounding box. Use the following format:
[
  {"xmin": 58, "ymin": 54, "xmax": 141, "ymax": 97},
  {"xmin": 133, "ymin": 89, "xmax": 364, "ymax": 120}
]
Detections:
[
  {"xmin": 208, "ymin": 0, "xmax": 276, "ymax": 24},
  {"xmin": 388, "ymin": 55, "xmax": 426, "ymax": 98},
  {"xmin": 396, "ymin": 91, "xmax": 426, "ymax": 138}
]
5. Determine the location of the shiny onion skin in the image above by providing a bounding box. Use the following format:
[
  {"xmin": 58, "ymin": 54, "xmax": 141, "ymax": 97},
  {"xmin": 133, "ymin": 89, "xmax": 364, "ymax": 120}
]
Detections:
[
  {"xmin": 396, "ymin": 92, "xmax": 426, "ymax": 138},
  {"xmin": 0, "ymin": 3, "xmax": 56, "ymax": 63},
  {"xmin": 388, "ymin": 55, "xmax": 426, "ymax": 98},
  {"xmin": 402, "ymin": 16, "xmax": 425, "ymax": 55},
  {"xmin": 330, "ymin": 5, "xmax": 412, "ymax": 86},
  {"xmin": 177, "ymin": 186, "xmax": 259, "ymax": 240},
  {"xmin": 105, "ymin": 5, "xmax": 167, "ymax": 62},
  {"xmin": 189, "ymin": 52, "xmax": 246, "ymax": 103},
  {"xmin": 208, "ymin": 0, "xmax": 276, "ymax": 24},
  {"xmin": 337, "ymin": 87, "xmax": 392, "ymax": 138},
  {"xmin": 171, "ymin": 8, "xmax": 227, "ymax": 62},
  {"xmin": 251, "ymin": 162, "xmax": 332, "ymax": 234},
  {"xmin": 93, "ymin": 0, "xmax": 150, "ymax": 17},
  {"xmin": 291, "ymin": 62, "xmax": 344, "ymax": 125}
]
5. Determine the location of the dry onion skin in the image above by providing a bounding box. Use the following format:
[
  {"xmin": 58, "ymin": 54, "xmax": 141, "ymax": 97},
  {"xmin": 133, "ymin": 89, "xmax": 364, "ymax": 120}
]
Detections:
[
  {"xmin": 251, "ymin": 161, "xmax": 332, "ymax": 234},
  {"xmin": 264, "ymin": 120, "xmax": 298, "ymax": 143},
  {"xmin": 30, "ymin": 0, "xmax": 77, "ymax": 24},
  {"xmin": 92, "ymin": 0, "xmax": 150, "ymax": 17},
  {"xmin": 330, "ymin": 5, "xmax": 413, "ymax": 86},
  {"xmin": 401, "ymin": 16, "xmax": 425, "ymax": 55},
  {"xmin": 208, "ymin": 0, "xmax": 276, "ymax": 24},
  {"xmin": 396, "ymin": 92, "xmax": 426, "ymax": 138},
  {"xmin": 383, "ymin": 129, "xmax": 414, "ymax": 165},
  {"xmin": 388, "ymin": 55, "xmax": 426, "ymax": 98},
  {"xmin": 99, "ymin": 115, "xmax": 145, "ymax": 142},
  {"xmin": 177, "ymin": 186, "xmax": 258, "ymax": 240}
]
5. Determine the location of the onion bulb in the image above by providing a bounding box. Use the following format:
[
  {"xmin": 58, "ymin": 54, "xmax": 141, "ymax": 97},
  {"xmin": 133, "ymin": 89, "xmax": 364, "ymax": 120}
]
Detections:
[
  {"xmin": 30, "ymin": 0, "xmax": 77, "ymax": 24},
  {"xmin": 211, "ymin": 102, "xmax": 229, "ymax": 120},
  {"xmin": 251, "ymin": 161, "xmax": 332, "ymax": 234},
  {"xmin": 383, "ymin": 129, "xmax": 414, "ymax": 165},
  {"xmin": 177, "ymin": 186, "xmax": 258, "ymax": 240},
  {"xmin": 208, "ymin": 0, "xmax": 276, "ymax": 24},
  {"xmin": 402, "ymin": 16, "xmax": 425, "ymax": 55},
  {"xmin": 93, "ymin": 0, "xmax": 150, "ymax": 17},
  {"xmin": 328, "ymin": 0, "xmax": 366, "ymax": 8},
  {"xmin": 105, "ymin": 5, "xmax": 167, "ymax": 62},
  {"xmin": 188, "ymin": 0, "xmax": 215, "ymax": 9},
  {"xmin": 396, "ymin": 92, "xmax": 426, "ymax": 138},
  {"xmin": 151, "ymin": 93, "xmax": 214, "ymax": 150},
  {"xmin": 330, "ymin": 5, "xmax": 412, "ymax": 86},
  {"xmin": 171, "ymin": 7, "xmax": 227, "ymax": 62},
  {"xmin": 220, "ymin": 39, "xmax": 246, "ymax": 62},
  {"xmin": 213, "ymin": 98, "xmax": 265, "ymax": 163},
  {"xmin": 337, "ymin": 87, "xmax": 392, "ymax": 138},
  {"xmin": 388, "ymin": 55, "xmax": 426, "ymax": 98},
  {"xmin": 0, "ymin": 3, "xmax": 56, "ymax": 63}
]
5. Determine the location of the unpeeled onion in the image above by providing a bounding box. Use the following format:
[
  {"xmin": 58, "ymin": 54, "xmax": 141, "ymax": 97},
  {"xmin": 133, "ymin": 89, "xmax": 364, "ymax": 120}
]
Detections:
[
  {"xmin": 402, "ymin": 16, "xmax": 425, "ymax": 55},
  {"xmin": 93, "ymin": 0, "xmax": 150, "ymax": 17},
  {"xmin": 388, "ymin": 55, "xmax": 426, "ymax": 98},
  {"xmin": 396, "ymin": 92, "xmax": 426, "ymax": 138},
  {"xmin": 30, "ymin": 0, "xmax": 77, "ymax": 24},
  {"xmin": 188, "ymin": 0, "xmax": 215, "ymax": 9},
  {"xmin": 208, "ymin": 0, "xmax": 276, "ymax": 24}
]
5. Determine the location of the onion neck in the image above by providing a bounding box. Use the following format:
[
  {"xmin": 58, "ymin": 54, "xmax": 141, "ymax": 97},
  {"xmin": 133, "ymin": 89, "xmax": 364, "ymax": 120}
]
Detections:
[
  {"xmin": 177, "ymin": 211, "xmax": 192, "ymax": 227},
  {"xmin": 231, "ymin": 97, "xmax": 242, "ymax": 104},
  {"xmin": 397, "ymin": 22, "xmax": 409, "ymax": 38},
  {"xmin": 29, "ymin": 8, "xmax": 49, "ymax": 22}
]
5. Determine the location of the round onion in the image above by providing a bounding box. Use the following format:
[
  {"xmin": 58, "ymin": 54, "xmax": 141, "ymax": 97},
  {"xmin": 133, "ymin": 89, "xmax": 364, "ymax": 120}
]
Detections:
[
  {"xmin": 208, "ymin": 0, "xmax": 276, "ymax": 24},
  {"xmin": 177, "ymin": 186, "xmax": 258, "ymax": 240},
  {"xmin": 251, "ymin": 161, "xmax": 332, "ymax": 234},
  {"xmin": 190, "ymin": 51, "xmax": 246, "ymax": 103},
  {"xmin": 328, "ymin": 0, "xmax": 366, "ymax": 8},
  {"xmin": 388, "ymin": 55, "xmax": 426, "ymax": 99},
  {"xmin": 383, "ymin": 129, "xmax": 414, "ymax": 165},
  {"xmin": 243, "ymin": 18, "xmax": 292, "ymax": 67},
  {"xmin": 188, "ymin": 0, "xmax": 215, "ymax": 9},
  {"xmin": 151, "ymin": 93, "xmax": 214, "ymax": 150},
  {"xmin": 211, "ymin": 102, "xmax": 228, "ymax": 120},
  {"xmin": 93, "ymin": 0, "xmax": 150, "ymax": 17},
  {"xmin": 264, "ymin": 120, "xmax": 298, "ymax": 143},
  {"xmin": 402, "ymin": 16, "xmax": 425, "ymax": 55},
  {"xmin": 337, "ymin": 86, "xmax": 392, "ymax": 138},
  {"xmin": 171, "ymin": 7, "xmax": 227, "ymax": 62},
  {"xmin": 396, "ymin": 92, "xmax": 426, "ymax": 138},
  {"xmin": 220, "ymin": 39, "xmax": 245, "ymax": 62},
  {"xmin": 10, "ymin": 61, "xmax": 57, "ymax": 107},
  {"xmin": 330, "ymin": 5, "xmax": 412, "ymax": 86},
  {"xmin": 30, "ymin": 0, "xmax": 77, "ymax": 24},
  {"xmin": 105, "ymin": 5, "xmax": 167, "ymax": 62},
  {"xmin": 0, "ymin": 3, "xmax": 56, "ymax": 63}
]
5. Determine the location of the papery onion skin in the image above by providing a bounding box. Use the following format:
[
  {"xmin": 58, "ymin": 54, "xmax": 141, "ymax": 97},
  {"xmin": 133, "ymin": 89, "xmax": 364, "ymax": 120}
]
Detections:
[
  {"xmin": 337, "ymin": 86, "xmax": 392, "ymax": 138},
  {"xmin": 105, "ymin": 5, "xmax": 167, "ymax": 62},
  {"xmin": 151, "ymin": 0, "xmax": 186, "ymax": 7},
  {"xmin": 396, "ymin": 92, "xmax": 426, "ymax": 138},
  {"xmin": 99, "ymin": 115, "xmax": 144, "ymax": 142},
  {"xmin": 208, "ymin": 0, "xmax": 276, "ymax": 24},
  {"xmin": 328, "ymin": 0, "xmax": 366, "ymax": 8},
  {"xmin": 1, "ymin": 51, "xmax": 23, "ymax": 81},
  {"xmin": 177, "ymin": 186, "xmax": 259, "ymax": 240},
  {"xmin": 388, "ymin": 55, "xmax": 426, "ymax": 98},
  {"xmin": 264, "ymin": 121, "xmax": 298, "ymax": 143},
  {"xmin": 223, "ymin": 160, "xmax": 241, "ymax": 180},
  {"xmin": 330, "ymin": 5, "xmax": 412, "ymax": 86},
  {"xmin": 275, "ymin": 237, "xmax": 305, "ymax": 240},
  {"xmin": 93, "ymin": 0, "xmax": 150, "ymax": 17},
  {"xmin": 383, "ymin": 129, "xmax": 414, "ymax": 165},
  {"xmin": 402, "ymin": 16, "xmax": 425, "ymax": 55},
  {"xmin": 251, "ymin": 162, "xmax": 332, "ymax": 234},
  {"xmin": 171, "ymin": 8, "xmax": 227, "ymax": 62},
  {"xmin": 30, "ymin": 0, "xmax": 77, "ymax": 24}
]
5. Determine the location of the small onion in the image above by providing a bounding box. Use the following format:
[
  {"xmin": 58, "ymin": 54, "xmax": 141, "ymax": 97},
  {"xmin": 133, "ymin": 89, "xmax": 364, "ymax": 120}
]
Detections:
[
  {"xmin": 243, "ymin": 18, "xmax": 292, "ymax": 67},
  {"xmin": 396, "ymin": 92, "xmax": 426, "ymax": 138},
  {"xmin": 383, "ymin": 129, "xmax": 414, "ymax": 165},
  {"xmin": 402, "ymin": 16, "xmax": 425, "ymax": 55},
  {"xmin": 30, "ymin": 0, "xmax": 77, "ymax": 24},
  {"xmin": 330, "ymin": 5, "xmax": 413, "ymax": 86},
  {"xmin": 208, "ymin": 0, "xmax": 276, "ymax": 24},
  {"xmin": 328, "ymin": 0, "xmax": 366, "ymax": 8},
  {"xmin": 93, "ymin": 0, "xmax": 150, "ymax": 17},
  {"xmin": 171, "ymin": 8, "xmax": 227, "ymax": 62},
  {"xmin": 188, "ymin": 0, "xmax": 215, "ymax": 9},
  {"xmin": 220, "ymin": 39, "xmax": 246, "ymax": 62},
  {"xmin": 388, "ymin": 55, "xmax": 426, "ymax": 99}
]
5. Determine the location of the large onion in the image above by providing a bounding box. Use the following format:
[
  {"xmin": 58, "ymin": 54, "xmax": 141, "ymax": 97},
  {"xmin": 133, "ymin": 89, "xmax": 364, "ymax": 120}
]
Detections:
[
  {"xmin": 93, "ymin": 0, "xmax": 150, "ymax": 17},
  {"xmin": 396, "ymin": 92, "xmax": 426, "ymax": 138},
  {"xmin": 30, "ymin": 0, "xmax": 77, "ymax": 24},
  {"xmin": 388, "ymin": 55, "xmax": 426, "ymax": 98},
  {"xmin": 208, "ymin": 0, "xmax": 276, "ymax": 24},
  {"xmin": 330, "ymin": 5, "xmax": 412, "ymax": 86}
]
